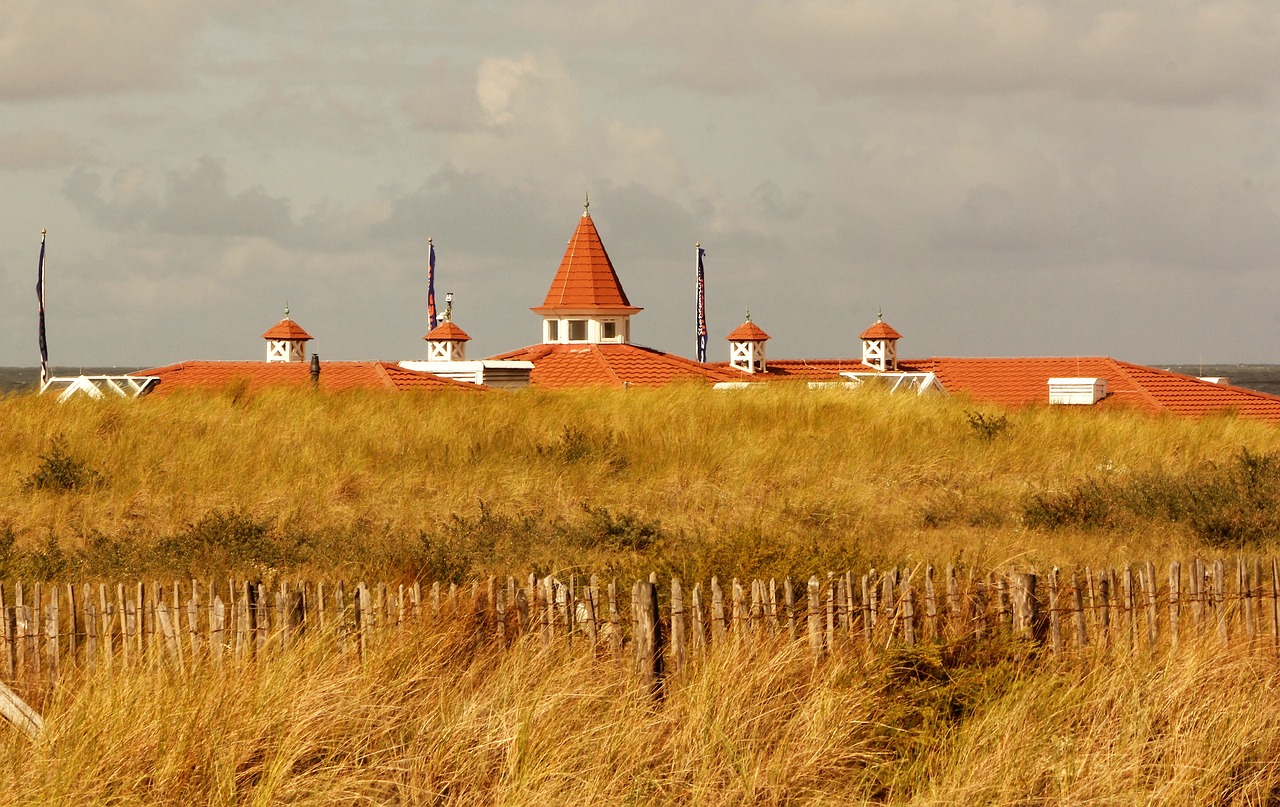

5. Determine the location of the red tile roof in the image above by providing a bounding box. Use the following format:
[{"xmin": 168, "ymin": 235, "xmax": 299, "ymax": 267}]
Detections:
[
  {"xmin": 261, "ymin": 318, "xmax": 313, "ymax": 341},
  {"xmin": 898, "ymin": 357, "xmax": 1280, "ymax": 420},
  {"xmin": 860, "ymin": 320, "xmax": 901, "ymax": 340},
  {"xmin": 532, "ymin": 213, "xmax": 642, "ymax": 315},
  {"xmin": 714, "ymin": 359, "xmax": 854, "ymax": 381},
  {"xmin": 726, "ymin": 321, "xmax": 771, "ymax": 342},
  {"xmin": 425, "ymin": 321, "xmax": 471, "ymax": 342},
  {"xmin": 131, "ymin": 361, "xmax": 483, "ymax": 397},
  {"xmin": 487, "ymin": 343, "xmax": 740, "ymax": 389}
]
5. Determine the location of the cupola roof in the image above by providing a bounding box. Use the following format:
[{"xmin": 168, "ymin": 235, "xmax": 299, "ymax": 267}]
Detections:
[
  {"xmin": 860, "ymin": 318, "xmax": 901, "ymax": 340},
  {"xmin": 261, "ymin": 308, "xmax": 312, "ymax": 341},
  {"xmin": 425, "ymin": 321, "xmax": 471, "ymax": 342},
  {"xmin": 727, "ymin": 320, "xmax": 770, "ymax": 342}
]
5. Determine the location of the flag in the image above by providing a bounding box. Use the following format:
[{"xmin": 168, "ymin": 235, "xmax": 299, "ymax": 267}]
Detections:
[
  {"xmin": 36, "ymin": 230, "xmax": 49, "ymax": 388},
  {"xmin": 696, "ymin": 244, "xmax": 708, "ymax": 363},
  {"xmin": 427, "ymin": 238, "xmax": 438, "ymax": 331}
]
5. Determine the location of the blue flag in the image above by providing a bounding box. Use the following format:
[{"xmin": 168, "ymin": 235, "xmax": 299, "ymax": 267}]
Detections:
[
  {"xmin": 696, "ymin": 245, "xmax": 708, "ymax": 363},
  {"xmin": 427, "ymin": 239, "xmax": 438, "ymax": 331},
  {"xmin": 36, "ymin": 230, "xmax": 49, "ymax": 388}
]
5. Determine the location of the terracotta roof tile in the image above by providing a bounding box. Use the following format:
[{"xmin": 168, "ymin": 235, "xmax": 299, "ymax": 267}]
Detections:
[
  {"xmin": 726, "ymin": 321, "xmax": 771, "ymax": 342},
  {"xmin": 131, "ymin": 361, "xmax": 483, "ymax": 397},
  {"xmin": 425, "ymin": 321, "xmax": 471, "ymax": 342},
  {"xmin": 897, "ymin": 356, "xmax": 1280, "ymax": 420},
  {"xmin": 712, "ymin": 359, "xmax": 853, "ymax": 381},
  {"xmin": 261, "ymin": 318, "xmax": 313, "ymax": 341},
  {"xmin": 532, "ymin": 213, "xmax": 642, "ymax": 315},
  {"xmin": 488, "ymin": 343, "xmax": 739, "ymax": 389},
  {"xmin": 859, "ymin": 320, "xmax": 901, "ymax": 340}
]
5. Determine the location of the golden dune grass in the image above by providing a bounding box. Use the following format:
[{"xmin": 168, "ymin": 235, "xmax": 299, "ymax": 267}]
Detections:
[
  {"xmin": 4, "ymin": 615, "xmax": 1280, "ymax": 804},
  {"xmin": 1, "ymin": 384, "xmax": 1278, "ymax": 581},
  {"xmin": 2, "ymin": 385, "xmax": 1280, "ymax": 803}
]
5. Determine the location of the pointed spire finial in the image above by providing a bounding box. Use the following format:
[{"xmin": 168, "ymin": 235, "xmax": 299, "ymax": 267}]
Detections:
[
  {"xmin": 877, "ymin": 306, "xmax": 883, "ymax": 322},
  {"xmin": 745, "ymin": 306, "xmax": 751, "ymax": 323},
  {"xmin": 443, "ymin": 291, "xmax": 454, "ymax": 323},
  {"xmin": 583, "ymin": 192, "xmax": 590, "ymax": 216},
  {"xmin": 284, "ymin": 301, "xmax": 291, "ymax": 319}
]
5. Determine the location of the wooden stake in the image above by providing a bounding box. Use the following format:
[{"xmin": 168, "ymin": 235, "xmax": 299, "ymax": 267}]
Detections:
[{"xmin": 670, "ymin": 577, "xmax": 685, "ymax": 672}]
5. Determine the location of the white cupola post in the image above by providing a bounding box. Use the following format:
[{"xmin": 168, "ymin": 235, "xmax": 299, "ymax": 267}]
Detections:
[
  {"xmin": 859, "ymin": 311, "xmax": 902, "ymax": 372},
  {"xmin": 424, "ymin": 292, "xmax": 471, "ymax": 361},
  {"xmin": 261, "ymin": 305, "xmax": 313, "ymax": 363},
  {"xmin": 726, "ymin": 310, "xmax": 770, "ymax": 374}
]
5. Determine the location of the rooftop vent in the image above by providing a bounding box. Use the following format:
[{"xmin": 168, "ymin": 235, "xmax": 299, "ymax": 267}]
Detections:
[{"xmin": 1048, "ymin": 377, "xmax": 1107, "ymax": 406}]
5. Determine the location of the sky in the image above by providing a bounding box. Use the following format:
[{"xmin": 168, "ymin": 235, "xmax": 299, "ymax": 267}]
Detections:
[{"xmin": 4, "ymin": 0, "xmax": 1280, "ymax": 368}]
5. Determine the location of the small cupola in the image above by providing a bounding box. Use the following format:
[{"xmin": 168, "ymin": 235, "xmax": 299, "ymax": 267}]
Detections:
[
  {"xmin": 261, "ymin": 305, "xmax": 313, "ymax": 363},
  {"xmin": 860, "ymin": 311, "xmax": 901, "ymax": 372},
  {"xmin": 424, "ymin": 292, "xmax": 470, "ymax": 361},
  {"xmin": 727, "ymin": 310, "xmax": 770, "ymax": 374}
]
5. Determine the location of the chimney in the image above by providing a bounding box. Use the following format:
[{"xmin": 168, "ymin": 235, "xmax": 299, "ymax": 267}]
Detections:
[{"xmin": 310, "ymin": 353, "xmax": 320, "ymax": 388}]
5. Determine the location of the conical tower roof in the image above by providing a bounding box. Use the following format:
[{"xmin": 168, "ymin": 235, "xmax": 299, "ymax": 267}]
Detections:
[{"xmin": 532, "ymin": 209, "xmax": 642, "ymax": 315}]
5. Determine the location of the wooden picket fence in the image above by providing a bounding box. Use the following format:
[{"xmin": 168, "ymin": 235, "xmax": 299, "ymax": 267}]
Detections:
[{"xmin": 2, "ymin": 557, "xmax": 1280, "ymax": 696}]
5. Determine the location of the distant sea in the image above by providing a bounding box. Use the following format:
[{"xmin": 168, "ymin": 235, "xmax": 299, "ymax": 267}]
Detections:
[
  {"xmin": 0, "ymin": 367, "xmax": 144, "ymax": 395},
  {"xmin": 4, "ymin": 363, "xmax": 1280, "ymax": 397}
]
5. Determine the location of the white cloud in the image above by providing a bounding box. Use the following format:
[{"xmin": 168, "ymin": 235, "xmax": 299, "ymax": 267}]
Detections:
[{"xmin": 476, "ymin": 56, "xmax": 539, "ymax": 125}]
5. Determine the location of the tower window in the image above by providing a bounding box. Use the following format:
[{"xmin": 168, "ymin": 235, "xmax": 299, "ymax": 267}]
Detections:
[
  {"xmin": 602, "ymin": 320, "xmax": 617, "ymax": 339},
  {"xmin": 568, "ymin": 320, "xmax": 588, "ymax": 341},
  {"xmin": 547, "ymin": 320, "xmax": 559, "ymax": 341}
]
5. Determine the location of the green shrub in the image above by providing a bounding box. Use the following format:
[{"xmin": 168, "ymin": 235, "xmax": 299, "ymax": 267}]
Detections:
[
  {"xmin": 24, "ymin": 437, "xmax": 102, "ymax": 492},
  {"xmin": 965, "ymin": 410, "xmax": 1011, "ymax": 441},
  {"xmin": 1023, "ymin": 448, "xmax": 1280, "ymax": 547}
]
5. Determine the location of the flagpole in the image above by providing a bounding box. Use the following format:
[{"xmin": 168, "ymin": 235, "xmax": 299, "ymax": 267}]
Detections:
[
  {"xmin": 695, "ymin": 242, "xmax": 708, "ymax": 363},
  {"xmin": 36, "ymin": 229, "xmax": 49, "ymax": 390},
  {"xmin": 427, "ymin": 237, "xmax": 438, "ymax": 331}
]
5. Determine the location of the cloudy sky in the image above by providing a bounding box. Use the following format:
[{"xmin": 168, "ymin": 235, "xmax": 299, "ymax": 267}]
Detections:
[{"xmin": 4, "ymin": 0, "xmax": 1280, "ymax": 368}]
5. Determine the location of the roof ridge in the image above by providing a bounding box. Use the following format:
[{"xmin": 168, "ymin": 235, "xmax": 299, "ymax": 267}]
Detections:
[
  {"xmin": 1116, "ymin": 360, "xmax": 1280, "ymax": 403},
  {"xmin": 590, "ymin": 344, "xmax": 625, "ymax": 387}
]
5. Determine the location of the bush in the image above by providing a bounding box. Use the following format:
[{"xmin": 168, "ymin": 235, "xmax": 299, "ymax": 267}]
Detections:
[
  {"xmin": 1023, "ymin": 448, "xmax": 1280, "ymax": 547},
  {"xmin": 153, "ymin": 509, "xmax": 301, "ymax": 577},
  {"xmin": 965, "ymin": 411, "xmax": 1011, "ymax": 441},
  {"xmin": 24, "ymin": 437, "xmax": 102, "ymax": 492}
]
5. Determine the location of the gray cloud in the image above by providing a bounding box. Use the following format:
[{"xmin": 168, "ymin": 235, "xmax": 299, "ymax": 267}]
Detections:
[{"xmin": 65, "ymin": 157, "xmax": 294, "ymax": 238}]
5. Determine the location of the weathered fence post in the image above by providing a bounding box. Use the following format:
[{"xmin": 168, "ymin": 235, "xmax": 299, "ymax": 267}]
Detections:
[
  {"xmin": 785, "ymin": 577, "xmax": 798, "ymax": 643},
  {"xmin": 1272, "ymin": 558, "xmax": 1280, "ymax": 651},
  {"xmin": 1048, "ymin": 568, "xmax": 1062, "ymax": 655},
  {"xmin": 1071, "ymin": 572, "xmax": 1087, "ymax": 649},
  {"xmin": 902, "ymin": 581, "xmax": 916, "ymax": 647},
  {"xmin": 807, "ymin": 576, "xmax": 823, "ymax": 658},
  {"xmin": 1168, "ymin": 561, "xmax": 1181, "ymax": 650},
  {"xmin": 691, "ymin": 583, "xmax": 706, "ymax": 656},
  {"xmin": 825, "ymin": 574, "xmax": 837, "ymax": 650},
  {"xmin": 1214, "ymin": 559, "xmax": 1228, "ymax": 645},
  {"xmin": 710, "ymin": 577, "xmax": 726, "ymax": 645},
  {"xmin": 670, "ymin": 577, "xmax": 684, "ymax": 672},
  {"xmin": 925, "ymin": 566, "xmax": 938, "ymax": 642},
  {"xmin": 635, "ymin": 582, "xmax": 663, "ymax": 701},
  {"xmin": 860, "ymin": 574, "xmax": 873, "ymax": 646}
]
